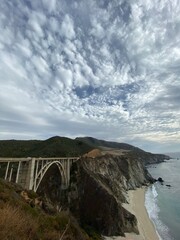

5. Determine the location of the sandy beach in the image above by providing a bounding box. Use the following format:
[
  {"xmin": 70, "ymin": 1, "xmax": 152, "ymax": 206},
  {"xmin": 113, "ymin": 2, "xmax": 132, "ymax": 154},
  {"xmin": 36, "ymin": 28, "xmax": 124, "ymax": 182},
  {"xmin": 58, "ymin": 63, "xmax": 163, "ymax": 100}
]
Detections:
[{"xmin": 104, "ymin": 188, "xmax": 160, "ymax": 240}]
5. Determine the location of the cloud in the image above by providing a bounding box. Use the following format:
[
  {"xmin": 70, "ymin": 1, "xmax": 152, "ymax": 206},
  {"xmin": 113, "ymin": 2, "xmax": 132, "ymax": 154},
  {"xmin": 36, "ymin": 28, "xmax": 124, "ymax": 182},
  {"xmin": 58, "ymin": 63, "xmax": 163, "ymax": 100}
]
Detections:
[
  {"xmin": 60, "ymin": 14, "xmax": 76, "ymax": 40},
  {"xmin": 0, "ymin": 0, "xmax": 180, "ymax": 153},
  {"xmin": 57, "ymin": 66, "xmax": 73, "ymax": 89},
  {"xmin": 42, "ymin": 0, "xmax": 57, "ymax": 13}
]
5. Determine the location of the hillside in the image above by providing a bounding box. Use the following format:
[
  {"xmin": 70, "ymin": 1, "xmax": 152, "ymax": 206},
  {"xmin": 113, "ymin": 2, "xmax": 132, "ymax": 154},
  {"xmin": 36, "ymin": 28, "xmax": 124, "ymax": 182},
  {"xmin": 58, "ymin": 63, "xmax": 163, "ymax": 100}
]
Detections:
[
  {"xmin": 0, "ymin": 179, "xmax": 97, "ymax": 240},
  {"xmin": 76, "ymin": 137, "xmax": 143, "ymax": 152},
  {"xmin": 0, "ymin": 136, "xmax": 93, "ymax": 157},
  {"xmin": 76, "ymin": 137, "xmax": 170, "ymax": 165}
]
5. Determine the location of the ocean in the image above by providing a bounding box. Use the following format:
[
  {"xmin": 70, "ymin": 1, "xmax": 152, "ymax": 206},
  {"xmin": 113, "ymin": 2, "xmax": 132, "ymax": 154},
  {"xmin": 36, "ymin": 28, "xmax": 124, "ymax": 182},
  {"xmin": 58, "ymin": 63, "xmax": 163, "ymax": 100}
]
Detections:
[{"xmin": 145, "ymin": 156, "xmax": 180, "ymax": 240}]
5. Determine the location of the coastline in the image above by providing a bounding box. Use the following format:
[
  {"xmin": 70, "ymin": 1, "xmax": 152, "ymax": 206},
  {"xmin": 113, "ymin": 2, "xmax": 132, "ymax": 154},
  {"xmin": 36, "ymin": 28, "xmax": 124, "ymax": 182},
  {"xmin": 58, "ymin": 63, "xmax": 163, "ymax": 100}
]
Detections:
[{"xmin": 104, "ymin": 187, "xmax": 159, "ymax": 240}]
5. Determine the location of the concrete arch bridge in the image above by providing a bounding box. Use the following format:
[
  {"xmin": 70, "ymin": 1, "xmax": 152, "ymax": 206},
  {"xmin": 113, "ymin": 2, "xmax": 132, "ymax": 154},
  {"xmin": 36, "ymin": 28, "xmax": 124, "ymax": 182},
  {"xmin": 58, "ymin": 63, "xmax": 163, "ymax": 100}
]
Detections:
[{"xmin": 0, "ymin": 157, "xmax": 79, "ymax": 192}]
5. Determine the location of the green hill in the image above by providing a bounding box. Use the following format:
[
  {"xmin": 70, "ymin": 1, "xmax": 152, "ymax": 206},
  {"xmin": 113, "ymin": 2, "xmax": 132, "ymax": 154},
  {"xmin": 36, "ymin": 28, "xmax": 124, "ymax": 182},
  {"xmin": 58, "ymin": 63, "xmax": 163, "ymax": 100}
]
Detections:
[
  {"xmin": 0, "ymin": 136, "xmax": 93, "ymax": 157},
  {"xmin": 76, "ymin": 136, "xmax": 143, "ymax": 151}
]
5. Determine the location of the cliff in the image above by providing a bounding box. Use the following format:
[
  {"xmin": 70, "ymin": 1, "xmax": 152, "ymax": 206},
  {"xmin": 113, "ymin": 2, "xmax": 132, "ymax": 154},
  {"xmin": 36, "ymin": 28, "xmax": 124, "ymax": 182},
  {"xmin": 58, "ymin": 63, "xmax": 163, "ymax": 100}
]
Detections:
[
  {"xmin": 126, "ymin": 150, "xmax": 170, "ymax": 165},
  {"xmin": 68, "ymin": 152, "xmax": 154, "ymax": 237}
]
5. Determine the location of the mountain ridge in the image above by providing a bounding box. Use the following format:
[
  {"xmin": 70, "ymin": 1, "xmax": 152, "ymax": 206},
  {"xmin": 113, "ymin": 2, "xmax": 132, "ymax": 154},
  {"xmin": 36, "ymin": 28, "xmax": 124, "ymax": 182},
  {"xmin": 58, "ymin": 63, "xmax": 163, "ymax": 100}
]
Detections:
[
  {"xmin": 76, "ymin": 137, "xmax": 170, "ymax": 165},
  {"xmin": 76, "ymin": 136, "xmax": 143, "ymax": 151},
  {"xmin": 0, "ymin": 136, "xmax": 170, "ymax": 164}
]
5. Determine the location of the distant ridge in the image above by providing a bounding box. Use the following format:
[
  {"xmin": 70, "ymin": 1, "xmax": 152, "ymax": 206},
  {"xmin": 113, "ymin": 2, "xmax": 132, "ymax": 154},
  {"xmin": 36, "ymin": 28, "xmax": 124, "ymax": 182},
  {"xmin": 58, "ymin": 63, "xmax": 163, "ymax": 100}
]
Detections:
[
  {"xmin": 0, "ymin": 136, "xmax": 92, "ymax": 157},
  {"xmin": 165, "ymin": 152, "xmax": 180, "ymax": 159},
  {"xmin": 76, "ymin": 136, "xmax": 143, "ymax": 152},
  {"xmin": 0, "ymin": 136, "xmax": 170, "ymax": 164},
  {"xmin": 76, "ymin": 137, "xmax": 170, "ymax": 165}
]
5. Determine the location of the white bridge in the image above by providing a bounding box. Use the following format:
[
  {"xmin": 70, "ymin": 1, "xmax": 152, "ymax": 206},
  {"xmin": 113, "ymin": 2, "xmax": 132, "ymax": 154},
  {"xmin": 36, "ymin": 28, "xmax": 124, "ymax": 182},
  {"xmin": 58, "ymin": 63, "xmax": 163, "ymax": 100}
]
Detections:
[{"xmin": 0, "ymin": 157, "xmax": 79, "ymax": 192}]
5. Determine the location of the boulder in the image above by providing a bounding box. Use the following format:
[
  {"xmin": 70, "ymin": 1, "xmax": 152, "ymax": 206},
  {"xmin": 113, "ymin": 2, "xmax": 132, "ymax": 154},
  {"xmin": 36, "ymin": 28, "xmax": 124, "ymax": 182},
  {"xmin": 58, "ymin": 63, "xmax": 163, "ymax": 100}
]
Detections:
[{"xmin": 157, "ymin": 177, "xmax": 164, "ymax": 183}]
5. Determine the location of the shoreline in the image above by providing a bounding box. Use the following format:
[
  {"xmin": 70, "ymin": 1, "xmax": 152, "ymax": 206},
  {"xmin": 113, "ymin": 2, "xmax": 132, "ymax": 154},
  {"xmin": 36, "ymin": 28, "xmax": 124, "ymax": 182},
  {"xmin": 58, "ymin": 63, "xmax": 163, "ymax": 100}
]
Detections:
[{"xmin": 104, "ymin": 187, "xmax": 159, "ymax": 240}]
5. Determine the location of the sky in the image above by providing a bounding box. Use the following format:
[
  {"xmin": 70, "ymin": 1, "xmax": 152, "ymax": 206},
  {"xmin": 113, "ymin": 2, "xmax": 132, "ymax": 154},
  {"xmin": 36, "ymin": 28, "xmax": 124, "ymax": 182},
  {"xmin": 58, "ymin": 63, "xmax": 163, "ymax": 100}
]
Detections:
[{"xmin": 0, "ymin": 0, "xmax": 180, "ymax": 153}]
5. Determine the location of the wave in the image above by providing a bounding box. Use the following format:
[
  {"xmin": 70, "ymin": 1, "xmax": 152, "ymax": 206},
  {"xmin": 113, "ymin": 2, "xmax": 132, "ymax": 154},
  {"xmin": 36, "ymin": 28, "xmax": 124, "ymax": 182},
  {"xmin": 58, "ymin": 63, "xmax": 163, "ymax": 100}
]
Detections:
[
  {"xmin": 145, "ymin": 184, "xmax": 174, "ymax": 240},
  {"xmin": 152, "ymin": 184, "xmax": 158, "ymax": 198}
]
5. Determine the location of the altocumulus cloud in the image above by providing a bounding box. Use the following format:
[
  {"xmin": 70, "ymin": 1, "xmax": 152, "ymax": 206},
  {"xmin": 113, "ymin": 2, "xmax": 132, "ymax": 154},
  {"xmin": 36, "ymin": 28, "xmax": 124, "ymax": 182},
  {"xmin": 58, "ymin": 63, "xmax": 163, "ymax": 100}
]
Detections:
[{"xmin": 0, "ymin": 0, "xmax": 180, "ymax": 152}]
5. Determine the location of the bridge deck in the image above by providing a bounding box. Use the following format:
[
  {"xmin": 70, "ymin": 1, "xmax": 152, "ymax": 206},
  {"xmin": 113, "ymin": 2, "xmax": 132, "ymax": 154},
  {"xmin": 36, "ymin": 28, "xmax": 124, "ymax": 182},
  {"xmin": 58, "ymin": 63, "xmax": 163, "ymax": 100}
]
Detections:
[
  {"xmin": 0, "ymin": 158, "xmax": 30, "ymax": 162},
  {"xmin": 0, "ymin": 157, "xmax": 79, "ymax": 162}
]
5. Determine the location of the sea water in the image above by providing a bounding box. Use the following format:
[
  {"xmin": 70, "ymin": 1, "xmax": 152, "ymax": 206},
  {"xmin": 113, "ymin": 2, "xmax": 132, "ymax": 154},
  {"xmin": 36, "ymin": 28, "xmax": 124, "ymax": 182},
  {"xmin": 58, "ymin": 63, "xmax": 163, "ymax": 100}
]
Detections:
[{"xmin": 145, "ymin": 157, "xmax": 180, "ymax": 240}]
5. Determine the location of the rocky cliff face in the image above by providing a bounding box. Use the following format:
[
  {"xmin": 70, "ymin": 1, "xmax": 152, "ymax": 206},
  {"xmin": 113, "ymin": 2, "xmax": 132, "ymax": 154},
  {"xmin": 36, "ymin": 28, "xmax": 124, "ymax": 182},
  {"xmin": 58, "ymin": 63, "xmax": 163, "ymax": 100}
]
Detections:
[
  {"xmin": 127, "ymin": 151, "xmax": 170, "ymax": 165},
  {"xmin": 68, "ymin": 153, "xmax": 154, "ymax": 237}
]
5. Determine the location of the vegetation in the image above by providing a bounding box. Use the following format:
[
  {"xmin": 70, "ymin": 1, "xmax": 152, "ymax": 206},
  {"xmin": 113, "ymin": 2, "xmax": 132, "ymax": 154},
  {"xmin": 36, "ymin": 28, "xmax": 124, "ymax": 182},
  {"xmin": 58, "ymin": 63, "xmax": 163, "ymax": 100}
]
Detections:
[
  {"xmin": 76, "ymin": 136, "xmax": 142, "ymax": 151},
  {"xmin": 0, "ymin": 203, "xmax": 38, "ymax": 240},
  {"xmin": 0, "ymin": 179, "xmax": 101, "ymax": 240},
  {"xmin": 0, "ymin": 136, "xmax": 93, "ymax": 157}
]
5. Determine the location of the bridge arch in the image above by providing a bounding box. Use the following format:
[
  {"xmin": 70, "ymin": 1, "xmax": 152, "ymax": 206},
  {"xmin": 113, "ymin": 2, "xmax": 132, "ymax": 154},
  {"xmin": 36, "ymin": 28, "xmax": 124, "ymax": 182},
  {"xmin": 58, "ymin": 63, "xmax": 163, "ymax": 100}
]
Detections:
[{"xmin": 34, "ymin": 161, "xmax": 67, "ymax": 192}]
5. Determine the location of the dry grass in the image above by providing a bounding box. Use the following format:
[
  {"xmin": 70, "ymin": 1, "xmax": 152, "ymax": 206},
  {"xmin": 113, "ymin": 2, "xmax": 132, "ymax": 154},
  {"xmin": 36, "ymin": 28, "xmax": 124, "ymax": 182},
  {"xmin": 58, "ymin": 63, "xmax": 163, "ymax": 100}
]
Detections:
[
  {"xmin": 0, "ymin": 179, "xmax": 98, "ymax": 240},
  {"xmin": 0, "ymin": 203, "xmax": 38, "ymax": 240},
  {"xmin": 0, "ymin": 203, "xmax": 90, "ymax": 240}
]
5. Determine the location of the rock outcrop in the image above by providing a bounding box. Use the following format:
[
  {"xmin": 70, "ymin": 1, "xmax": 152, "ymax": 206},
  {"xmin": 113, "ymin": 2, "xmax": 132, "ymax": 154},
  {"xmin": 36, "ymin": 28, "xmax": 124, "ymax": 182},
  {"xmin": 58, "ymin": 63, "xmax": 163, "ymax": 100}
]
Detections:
[{"xmin": 68, "ymin": 153, "xmax": 154, "ymax": 236}]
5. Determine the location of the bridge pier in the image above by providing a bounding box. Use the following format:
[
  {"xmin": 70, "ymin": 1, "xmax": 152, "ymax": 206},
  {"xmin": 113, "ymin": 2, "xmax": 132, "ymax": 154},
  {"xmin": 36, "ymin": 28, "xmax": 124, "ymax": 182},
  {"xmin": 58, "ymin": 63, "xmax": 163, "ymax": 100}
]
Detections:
[
  {"xmin": 15, "ymin": 161, "xmax": 21, "ymax": 183},
  {"xmin": 17, "ymin": 161, "xmax": 30, "ymax": 189},
  {"xmin": 5, "ymin": 162, "xmax": 10, "ymax": 180},
  {"xmin": 26, "ymin": 158, "xmax": 36, "ymax": 190},
  {"xmin": 9, "ymin": 165, "xmax": 13, "ymax": 182}
]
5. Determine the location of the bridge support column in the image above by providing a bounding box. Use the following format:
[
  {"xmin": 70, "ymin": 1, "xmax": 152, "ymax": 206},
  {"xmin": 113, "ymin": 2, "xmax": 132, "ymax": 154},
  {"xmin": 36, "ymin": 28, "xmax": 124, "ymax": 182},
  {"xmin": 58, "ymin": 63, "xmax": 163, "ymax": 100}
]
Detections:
[
  {"xmin": 18, "ymin": 161, "xmax": 29, "ymax": 189},
  {"xmin": 33, "ymin": 161, "xmax": 39, "ymax": 191},
  {"xmin": 25, "ymin": 158, "xmax": 36, "ymax": 190},
  {"xmin": 15, "ymin": 161, "xmax": 21, "ymax": 184},
  {"xmin": 9, "ymin": 165, "xmax": 13, "ymax": 182},
  {"xmin": 67, "ymin": 159, "xmax": 70, "ymax": 186},
  {"xmin": 4, "ymin": 162, "xmax": 10, "ymax": 180}
]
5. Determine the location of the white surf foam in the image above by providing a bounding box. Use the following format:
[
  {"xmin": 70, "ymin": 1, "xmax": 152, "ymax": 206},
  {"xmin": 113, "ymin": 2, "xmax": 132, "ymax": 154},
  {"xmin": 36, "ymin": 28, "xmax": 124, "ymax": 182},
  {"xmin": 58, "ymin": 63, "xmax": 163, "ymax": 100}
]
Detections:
[
  {"xmin": 145, "ymin": 184, "xmax": 174, "ymax": 240},
  {"xmin": 152, "ymin": 184, "xmax": 158, "ymax": 198}
]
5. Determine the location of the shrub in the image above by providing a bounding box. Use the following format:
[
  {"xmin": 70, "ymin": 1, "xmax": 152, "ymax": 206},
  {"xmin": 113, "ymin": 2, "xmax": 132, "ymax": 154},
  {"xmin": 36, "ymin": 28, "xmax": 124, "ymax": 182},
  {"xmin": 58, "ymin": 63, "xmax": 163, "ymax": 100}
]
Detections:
[{"xmin": 0, "ymin": 203, "xmax": 38, "ymax": 240}]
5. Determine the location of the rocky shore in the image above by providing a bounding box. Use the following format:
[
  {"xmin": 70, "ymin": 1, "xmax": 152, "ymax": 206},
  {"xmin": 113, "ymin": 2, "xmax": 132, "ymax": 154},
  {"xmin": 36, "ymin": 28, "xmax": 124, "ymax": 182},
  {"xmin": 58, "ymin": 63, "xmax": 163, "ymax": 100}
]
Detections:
[{"xmin": 104, "ymin": 188, "xmax": 159, "ymax": 240}]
